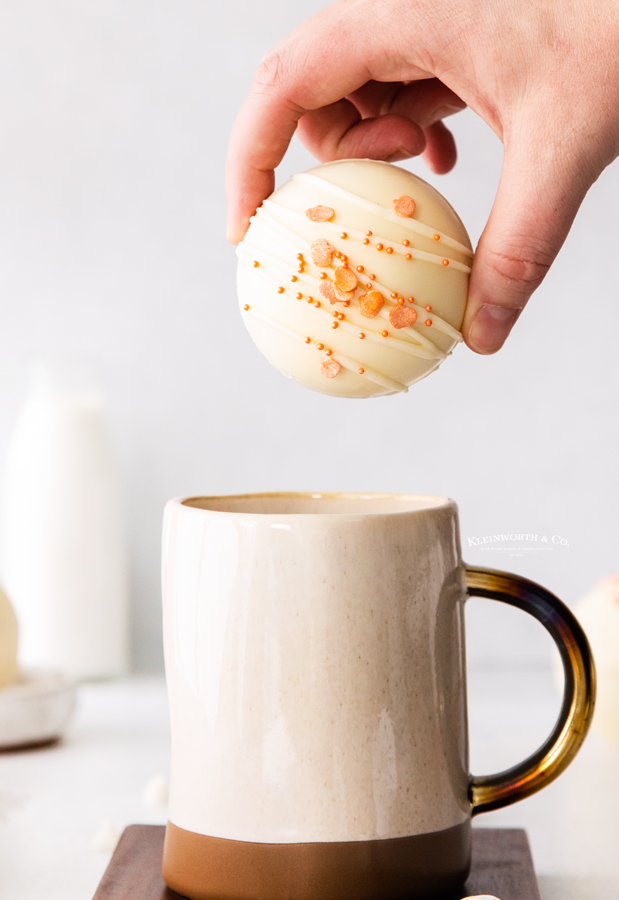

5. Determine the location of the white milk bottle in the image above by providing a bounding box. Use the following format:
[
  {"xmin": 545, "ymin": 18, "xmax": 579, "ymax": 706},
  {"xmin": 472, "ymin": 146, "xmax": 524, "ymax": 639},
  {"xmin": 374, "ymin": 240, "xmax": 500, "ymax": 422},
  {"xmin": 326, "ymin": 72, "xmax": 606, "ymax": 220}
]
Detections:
[{"xmin": 0, "ymin": 367, "xmax": 128, "ymax": 679}]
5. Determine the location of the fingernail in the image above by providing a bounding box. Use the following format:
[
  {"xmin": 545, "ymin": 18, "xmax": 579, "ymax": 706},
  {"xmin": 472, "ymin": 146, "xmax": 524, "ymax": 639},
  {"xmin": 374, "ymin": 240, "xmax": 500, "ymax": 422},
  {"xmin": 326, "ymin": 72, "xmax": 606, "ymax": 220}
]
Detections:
[{"xmin": 468, "ymin": 305, "xmax": 521, "ymax": 354}]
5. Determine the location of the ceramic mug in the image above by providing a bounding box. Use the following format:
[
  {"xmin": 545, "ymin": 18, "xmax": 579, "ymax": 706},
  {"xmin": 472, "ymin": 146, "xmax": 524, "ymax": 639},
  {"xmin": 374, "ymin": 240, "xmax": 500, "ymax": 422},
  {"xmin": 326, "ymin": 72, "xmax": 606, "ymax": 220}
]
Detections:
[{"xmin": 161, "ymin": 493, "xmax": 595, "ymax": 900}]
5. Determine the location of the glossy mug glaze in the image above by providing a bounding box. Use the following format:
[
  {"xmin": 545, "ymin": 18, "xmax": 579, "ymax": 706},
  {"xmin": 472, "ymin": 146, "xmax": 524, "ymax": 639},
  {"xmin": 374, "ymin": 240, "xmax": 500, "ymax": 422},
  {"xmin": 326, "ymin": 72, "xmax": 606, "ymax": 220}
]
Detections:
[{"xmin": 161, "ymin": 493, "xmax": 595, "ymax": 900}]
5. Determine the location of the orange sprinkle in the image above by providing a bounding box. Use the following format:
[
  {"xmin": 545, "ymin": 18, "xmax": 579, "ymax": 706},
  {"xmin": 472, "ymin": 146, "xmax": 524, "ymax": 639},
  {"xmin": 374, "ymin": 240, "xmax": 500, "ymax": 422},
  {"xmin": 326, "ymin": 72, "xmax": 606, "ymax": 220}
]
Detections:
[
  {"xmin": 369, "ymin": 274, "xmax": 376, "ymax": 280},
  {"xmin": 366, "ymin": 282, "xmax": 373, "ymax": 289},
  {"xmin": 296, "ymin": 292, "xmax": 303, "ymax": 299},
  {"xmin": 402, "ymin": 239, "xmax": 410, "ymax": 247},
  {"xmin": 366, "ymin": 230, "xmax": 372, "ymax": 236},
  {"xmin": 390, "ymin": 292, "xmax": 398, "ymax": 299},
  {"xmin": 252, "ymin": 260, "xmax": 260, "ymax": 267},
  {"xmin": 381, "ymin": 330, "xmax": 389, "ymax": 337},
  {"xmin": 376, "ymin": 243, "xmax": 383, "ymax": 251},
  {"xmin": 337, "ymin": 312, "xmax": 345, "ymax": 320},
  {"xmin": 356, "ymin": 265, "xmax": 364, "ymax": 273},
  {"xmin": 389, "ymin": 306, "xmax": 417, "ymax": 329},
  {"xmin": 425, "ymin": 305, "xmax": 432, "ymax": 311},
  {"xmin": 434, "ymin": 234, "xmax": 440, "ymax": 241},
  {"xmin": 297, "ymin": 266, "xmax": 304, "ymax": 273},
  {"xmin": 317, "ymin": 343, "xmax": 324, "ymax": 350},
  {"xmin": 334, "ymin": 251, "xmax": 341, "ymax": 259},
  {"xmin": 358, "ymin": 368, "xmax": 365, "ymax": 374},
  {"xmin": 425, "ymin": 319, "xmax": 432, "ymax": 326},
  {"xmin": 325, "ymin": 349, "xmax": 332, "ymax": 356},
  {"xmin": 307, "ymin": 296, "xmax": 314, "ymax": 303},
  {"xmin": 358, "ymin": 332, "xmax": 365, "ymax": 339},
  {"xmin": 363, "ymin": 238, "xmax": 370, "ymax": 245},
  {"xmin": 386, "ymin": 247, "xmax": 393, "ymax": 254},
  {"xmin": 290, "ymin": 275, "xmax": 298, "ymax": 282},
  {"xmin": 442, "ymin": 259, "xmax": 449, "ymax": 266},
  {"xmin": 320, "ymin": 357, "xmax": 341, "ymax": 378},
  {"xmin": 340, "ymin": 232, "xmax": 348, "ymax": 239},
  {"xmin": 397, "ymin": 297, "xmax": 404, "ymax": 305},
  {"xmin": 277, "ymin": 286, "xmax": 285, "ymax": 293},
  {"xmin": 306, "ymin": 205, "xmax": 334, "ymax": 222},
  {"xmin": 342, "ymin": 301, "xmax": 351, "ymax": 307},
  {"xmin": 319, "ymin": 272, "xmax": 328, "ymax": 279},
  {"xmin": 407, "ymin": 296, "xmax": 415, "ymax": 303},
  {"xmin": 314, "ymin": 300, "xmax": 321, "ymax": 308},
  {"xmin": 405, "ymin": 253, "xmax": 412, "ymax": 260},
  {"xmin": 332, "ymin": 322, "xmax": 339, "ymax": 329},
  {"xmin": 393, "ymin": 195, "xmax": 416, "ymax": 218},
  {"xmin": 341, "ymin": 256, "xmax": 348, "ymax": 263},
  {"xmin": 304, "ymin": 337, "xmax": 311, "ymax": 343},
  {"xmin": 296, "ymin": 253, "xmax": 304, "ymax": 260},
  {"xmin": 243, "ymin": 304, "xmax": 250, "ymax": 310}
]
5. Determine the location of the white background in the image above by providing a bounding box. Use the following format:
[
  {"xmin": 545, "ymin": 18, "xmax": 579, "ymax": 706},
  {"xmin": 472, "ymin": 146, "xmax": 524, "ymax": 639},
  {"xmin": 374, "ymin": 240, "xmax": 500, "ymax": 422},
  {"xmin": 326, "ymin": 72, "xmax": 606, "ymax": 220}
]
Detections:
[{"xmin": 0, "ymin": 0, "xmax": 617, "ymax": 672}]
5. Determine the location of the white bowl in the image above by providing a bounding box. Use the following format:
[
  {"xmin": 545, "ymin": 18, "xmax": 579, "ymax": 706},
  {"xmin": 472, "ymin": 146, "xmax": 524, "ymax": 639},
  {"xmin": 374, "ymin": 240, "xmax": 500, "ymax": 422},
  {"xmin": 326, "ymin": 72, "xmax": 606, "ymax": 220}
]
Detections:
[{"xmin": 0, "ymin": 668, "xmax": 76, "ymax": 749}]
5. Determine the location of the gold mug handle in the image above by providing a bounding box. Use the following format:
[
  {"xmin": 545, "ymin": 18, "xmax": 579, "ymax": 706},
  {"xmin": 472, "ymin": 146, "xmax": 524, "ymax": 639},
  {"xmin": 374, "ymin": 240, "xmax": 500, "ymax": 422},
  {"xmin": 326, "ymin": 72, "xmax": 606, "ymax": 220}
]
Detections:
[{"xmin": 466, "ymin": 565, "xmax": 596, "ymax": 815}]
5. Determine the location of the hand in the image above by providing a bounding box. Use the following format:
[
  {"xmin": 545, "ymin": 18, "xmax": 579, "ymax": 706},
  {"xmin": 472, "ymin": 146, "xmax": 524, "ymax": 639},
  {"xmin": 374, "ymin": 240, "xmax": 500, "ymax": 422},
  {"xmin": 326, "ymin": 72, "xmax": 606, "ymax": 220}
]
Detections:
[{"xmin": 225, "ymin": 0, "xmax": 619, "ymax": 353}]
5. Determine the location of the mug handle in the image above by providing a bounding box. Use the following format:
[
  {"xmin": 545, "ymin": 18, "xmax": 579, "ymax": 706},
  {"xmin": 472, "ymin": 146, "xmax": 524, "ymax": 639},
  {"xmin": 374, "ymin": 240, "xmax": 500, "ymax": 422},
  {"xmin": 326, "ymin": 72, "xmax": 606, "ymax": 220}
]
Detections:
[{"xmin": 465, "ymin": 565, "xmax": 596, "ymax": 815}]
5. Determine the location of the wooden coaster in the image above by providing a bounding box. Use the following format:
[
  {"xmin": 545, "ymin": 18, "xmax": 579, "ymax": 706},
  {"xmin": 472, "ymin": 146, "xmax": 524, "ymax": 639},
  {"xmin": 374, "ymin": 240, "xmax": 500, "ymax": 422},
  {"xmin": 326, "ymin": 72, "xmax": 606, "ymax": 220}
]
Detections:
[{"xmin": 92, "ymin": 825, "xmax": 540, "ymax": 900}]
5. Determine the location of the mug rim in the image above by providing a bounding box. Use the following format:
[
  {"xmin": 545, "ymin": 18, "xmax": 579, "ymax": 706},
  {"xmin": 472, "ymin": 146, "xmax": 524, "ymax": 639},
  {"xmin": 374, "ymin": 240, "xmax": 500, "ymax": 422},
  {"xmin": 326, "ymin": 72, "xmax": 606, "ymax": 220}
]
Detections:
[{"xmin": 171, "ymin": 491, "xmax": 456, "ymax": 518}]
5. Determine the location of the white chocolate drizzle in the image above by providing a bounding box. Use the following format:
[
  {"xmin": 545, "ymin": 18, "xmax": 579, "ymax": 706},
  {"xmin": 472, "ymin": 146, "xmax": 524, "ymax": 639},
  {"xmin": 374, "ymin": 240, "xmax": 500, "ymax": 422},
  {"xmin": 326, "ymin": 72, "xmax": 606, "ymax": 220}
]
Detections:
[
  {"xmin": 264, "ymin": 200, "xmax": 471, "ymax": 274},
  {"xmin": 291, "ymin": 172, "xmax": 474, "ymax": 258},
  {"xmin": 238, "ymin": 245, "xmax": 444, "ymax": 360},
  {"xmin": 243, "ymin": 306, "xmax": 407, "ymax": 394},
  {"xmin": 246, "ymin": 207, "xmax": 463, "ymax": 343}
]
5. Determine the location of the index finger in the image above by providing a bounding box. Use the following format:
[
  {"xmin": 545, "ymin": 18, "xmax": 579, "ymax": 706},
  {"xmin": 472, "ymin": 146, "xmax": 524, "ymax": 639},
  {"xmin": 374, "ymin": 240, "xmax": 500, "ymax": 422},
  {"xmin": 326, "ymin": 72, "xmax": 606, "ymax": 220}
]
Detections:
[{"xmin": 224, "ymin": 4, "xmax": 433, "ymax": 243}]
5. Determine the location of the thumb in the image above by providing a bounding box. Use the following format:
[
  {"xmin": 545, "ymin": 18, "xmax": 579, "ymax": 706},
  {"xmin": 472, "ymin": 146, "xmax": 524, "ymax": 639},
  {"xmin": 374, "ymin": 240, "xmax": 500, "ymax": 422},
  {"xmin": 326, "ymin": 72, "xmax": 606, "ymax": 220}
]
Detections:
[{"xmin": 463, "ymin": 137, "xmax": 595, "ymax": 354}]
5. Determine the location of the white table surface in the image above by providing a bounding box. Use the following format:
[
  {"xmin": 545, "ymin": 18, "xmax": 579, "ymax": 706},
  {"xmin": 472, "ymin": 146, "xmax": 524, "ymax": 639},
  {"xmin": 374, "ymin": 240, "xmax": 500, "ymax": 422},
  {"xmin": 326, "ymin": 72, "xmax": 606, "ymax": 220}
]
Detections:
[{"xmin": 0, "ymin": 668, "xmax": 617, "ymax": 900}]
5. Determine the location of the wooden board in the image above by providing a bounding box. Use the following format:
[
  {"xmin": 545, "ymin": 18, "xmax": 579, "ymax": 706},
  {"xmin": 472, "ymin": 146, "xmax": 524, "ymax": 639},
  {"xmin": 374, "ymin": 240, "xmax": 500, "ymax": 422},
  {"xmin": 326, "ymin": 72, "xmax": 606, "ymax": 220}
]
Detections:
[{"xmin": 92, "ymin": 825, "xmax": 540, "ymax": 900}]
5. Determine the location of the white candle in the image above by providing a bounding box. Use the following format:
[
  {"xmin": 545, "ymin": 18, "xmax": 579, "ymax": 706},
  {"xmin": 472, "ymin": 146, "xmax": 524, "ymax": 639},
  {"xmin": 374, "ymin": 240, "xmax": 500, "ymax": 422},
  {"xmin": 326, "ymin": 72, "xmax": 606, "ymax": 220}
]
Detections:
[{"xmin": 1, "ymin": 370, "xmax": 128, "ymax": 679}]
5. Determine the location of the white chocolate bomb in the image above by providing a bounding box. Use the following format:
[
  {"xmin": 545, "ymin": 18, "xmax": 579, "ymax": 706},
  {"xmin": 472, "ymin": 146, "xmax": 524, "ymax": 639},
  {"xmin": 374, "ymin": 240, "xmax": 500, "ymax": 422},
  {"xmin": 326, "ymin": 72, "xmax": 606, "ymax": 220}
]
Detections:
[{"xmin": 237, "ymin": 159, "xmax": 473, "ymax": 398}]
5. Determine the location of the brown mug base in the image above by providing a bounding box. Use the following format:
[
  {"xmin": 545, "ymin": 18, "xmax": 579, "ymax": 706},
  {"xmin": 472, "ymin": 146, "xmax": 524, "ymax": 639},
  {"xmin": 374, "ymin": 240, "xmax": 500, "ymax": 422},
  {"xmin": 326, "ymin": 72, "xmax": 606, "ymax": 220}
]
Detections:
[{"xmin": 162, "ymin": 819, "xmax": 471, "ymax": 900}]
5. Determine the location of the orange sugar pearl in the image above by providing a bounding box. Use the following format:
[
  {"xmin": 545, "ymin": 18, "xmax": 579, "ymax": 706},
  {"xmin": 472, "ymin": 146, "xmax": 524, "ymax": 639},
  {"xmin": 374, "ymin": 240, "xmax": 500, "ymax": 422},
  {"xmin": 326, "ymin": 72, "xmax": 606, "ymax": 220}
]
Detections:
[
  {"xmin": 397, "ymin": 298, "xmax": 405, "ymax": 305},
  {"xmin": 252, "ymin": 260, "xmax": 260, "ymax": 267},
  {"xmin": 366, "ymin": 282, "xmax": 373, "ymax": 289},
  {"xmin": 425, "ymin": 305, "xmax": 432, "ymax": 311},
  {"xmin": 243, "ymin": 304, "xmax": 250, "ymax": 310},
  {"xmin": 356, "ymin": 265, "xmax": 364, "ymax": 273},
  {"xmin": 402, "ymin": 239, "xmax": 410, "ymax": 247},
  {"xmin": 363, "ymin": 238, "xmax": 370, "ymax": 245},
  {"xmin": 386, "ymin": 247, "xmax": 393, "ymax": 254},
  {"xmin": 306, "ymin": 296, "xmax": 314, "ymax": 303},
  {"xmin": 277, "ymin": 286, "xmax": 285, "ymax": 293},
  {"xmin": 317, "ymin": 343, "xmax": 324, "ymax": 350},
  {"xmin": 381, "ymin": 330, "xmax": 389, "ymax": 337},
  {"xmin": 325, "ymin": 349, "xmax": 332, "ymax": 356},
  {"xmin": 295, "ymin": 292, "xmax": 303, "ymax": 300},
  {"xmin": 405, "ymin": 253, "xmax": 412, "ymax": 260},
  {"xmin": 319, "ymin": 272, "xmax": 328, "ymax": 279},
  {"xmin": 313, "ymin": 300, "xmax": 321, "ymax": 308},
  {"xmin": 358, "ymin": 368, "xmax": 365, "ymax": 374},
  {"xmin": 341, "ymin": 256, "xmax": 348, "ymax": 264},
  {"xmin": 369, "ymin": 274, "xmax": 376, "ymax": 280},
  {"xmin": 290, "ymin": 275, "xmax": 298, "ymax": 282},
  {"xmin": 442, "ymin": 259, "xmax": 449, "ymax": 266},
  {"xmin": 296, "ymin": 253, "xmax": 304, "ymax": 260},
  {"xmin": 365, "ymin": 230, "xmax": 373, "ymax": 236},
  {"xmin": 304, "ymin": 337, "xmax": 311, "ymax": 343},
  {"xmin": 376, "ymin": 243, "xmax": 383, "ymax": 251},
  {"xmin": 425, "ymin": 319, "xmax": 432, "ymax": 326},
  {"xmin": 358, "ymin": 332, "xmax": 365, "ymax": 339},
  {"xmin": 337, "ymin": 313, "xmax": 345, "ymax": 320},
  {"xmin": 407, "ymin": 296, "xmax": 415, "ymax": 303},
  {"xmin": 390, "ymin": 292, "xmax": 398, "ymax": 299},
  {"xmin": 434, "ymin": 234, "xmax": 440, "ymax": 241},
  {"xmin": 340, "ymin": 232, "xmax": 348, "ymax": 239},
  {"xmin": 334, "ymin": 251, "xmax": 341, "ymax": 258},
  {"xmin": 297, "ymin": 266, "xmax": 305, "ymax": 273},
  {"xmin": 342, "ymin": 301, "xmax": 351, "ymax": 307},
  {"xmin": 332, "ymin": 322, "xmax": 339, "ymax": 329}
]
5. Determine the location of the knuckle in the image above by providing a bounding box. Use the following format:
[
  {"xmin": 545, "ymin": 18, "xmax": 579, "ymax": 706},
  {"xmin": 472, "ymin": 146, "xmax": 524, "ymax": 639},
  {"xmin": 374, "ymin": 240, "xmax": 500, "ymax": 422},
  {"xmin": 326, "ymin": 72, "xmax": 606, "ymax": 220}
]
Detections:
[
  {"xmin": 484, "ymin": 243, "xmax": 553, "ymax": 293},
  {"xmin": 252, "ymin": 52, "xmax": 285, "ymax": 94}
]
